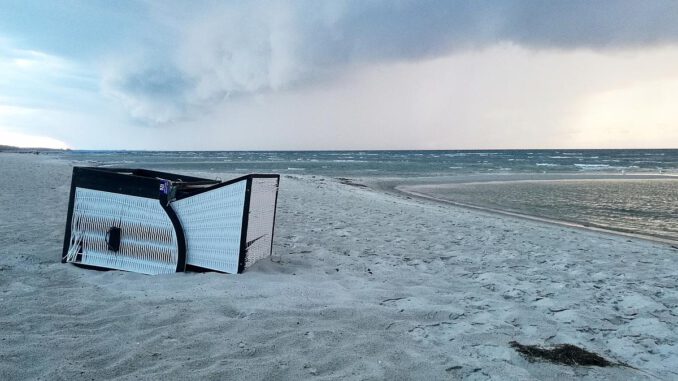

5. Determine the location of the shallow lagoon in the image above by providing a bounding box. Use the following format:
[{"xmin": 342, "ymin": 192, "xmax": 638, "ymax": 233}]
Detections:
[{"xmin": 407, "ymin": 178, "xmax": 678, "ymax": 243}]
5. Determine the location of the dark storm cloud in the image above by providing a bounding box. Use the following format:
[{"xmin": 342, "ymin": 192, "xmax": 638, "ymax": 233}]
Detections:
[
  {"xmin": 316, "ymin": 0, "xmax": 678, "ymax": 61},
  {"xmin": 102, "ymin": 0, "xmax": 678, "ymax": 123}
]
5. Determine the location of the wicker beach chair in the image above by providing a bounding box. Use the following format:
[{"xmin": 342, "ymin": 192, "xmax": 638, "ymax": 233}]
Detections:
[{"xmin": 62, "ymin": 167, "xmax": 279, "ymax": 275}]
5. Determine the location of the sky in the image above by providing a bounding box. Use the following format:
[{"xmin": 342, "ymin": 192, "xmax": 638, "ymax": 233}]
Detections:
[{"xmin": 1, "ymin": 0, "xmax": 677, "ymax": 150}]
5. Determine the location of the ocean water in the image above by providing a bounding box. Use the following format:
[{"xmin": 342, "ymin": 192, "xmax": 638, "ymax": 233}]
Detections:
[
  {"xmin": 60, "ymin": 149, "xmax": 678, "ymax": 242},
  {"xmin": 62, "ymin": 149, "xmax": 678, "ymax": 177}
]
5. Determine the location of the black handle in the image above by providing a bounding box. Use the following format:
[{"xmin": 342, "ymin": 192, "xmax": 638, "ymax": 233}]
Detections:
[{"xmin": 106, "ymin": 226, "xmax": 121, "ymax": 252}]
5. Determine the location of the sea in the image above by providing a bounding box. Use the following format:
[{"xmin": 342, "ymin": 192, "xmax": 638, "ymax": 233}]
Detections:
[{"xmin": 58, "ymin": 149, "xmax": 678, "ymax": 243}]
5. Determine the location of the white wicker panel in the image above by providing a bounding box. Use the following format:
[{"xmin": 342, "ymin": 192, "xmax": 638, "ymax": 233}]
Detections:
[
  {"xmin": 66, "ymin": 188, "xmax": 179, "ymax": 275},
  {"xmin": 171, "ymin": 180, "xmax": 246, "ymax": 273},
  {"xmin": 245, "ymin": 177, "xmax": 279, "ymax": 268}
]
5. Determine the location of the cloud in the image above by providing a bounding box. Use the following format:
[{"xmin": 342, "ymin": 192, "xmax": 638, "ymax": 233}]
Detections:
[
  {"xmin": 102, "ymin": 0, "xmax": 678, "ymax": 124},
  {"xmin": 0, "ymin": 40, "xmax": 98, "ymax": 110},
  {"xmin": 0, "ymin": 40, "xmax": 125, "ymax": 148},
  {"xmin": 101, "ymin": 56, "xmax": 192, "ymax": 124}
]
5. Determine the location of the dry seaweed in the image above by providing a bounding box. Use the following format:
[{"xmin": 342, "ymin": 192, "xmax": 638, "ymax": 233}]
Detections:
[{"xmin": 509, "ymin": 341, "xmax": 614, "ymax": 367}]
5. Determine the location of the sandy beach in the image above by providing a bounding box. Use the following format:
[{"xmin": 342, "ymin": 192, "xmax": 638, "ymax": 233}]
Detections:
[{"xmin": 1, "ymin": 153, "xmax": 678, "ymax": 380}]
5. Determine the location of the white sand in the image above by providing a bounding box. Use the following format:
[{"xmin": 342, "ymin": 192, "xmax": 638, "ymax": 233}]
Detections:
[{"xmin": 1, "ymin": 153, "xmax": 677, "ymax": 380}]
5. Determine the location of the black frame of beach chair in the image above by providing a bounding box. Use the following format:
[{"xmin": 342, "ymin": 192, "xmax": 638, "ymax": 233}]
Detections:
[{"xmin": 61, "ymin": 167, "xmax": 280, "ymax": 274}]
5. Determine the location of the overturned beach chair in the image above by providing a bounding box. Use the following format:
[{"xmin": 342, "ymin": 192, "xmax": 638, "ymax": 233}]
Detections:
[{"xmin": 62, "ymin": 167, "xmax": 280, "ymax": 275}]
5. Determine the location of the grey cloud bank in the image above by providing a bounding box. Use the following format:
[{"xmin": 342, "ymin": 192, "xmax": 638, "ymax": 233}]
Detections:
[{"xmin": 104, "ymin": 0, "xmax": 678, "ymax": 124}]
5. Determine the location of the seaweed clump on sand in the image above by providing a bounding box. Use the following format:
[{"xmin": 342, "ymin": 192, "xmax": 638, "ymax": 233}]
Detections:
[{"xmin": 509, "ymin": 341, "xmax": 614, "ymax": 367}]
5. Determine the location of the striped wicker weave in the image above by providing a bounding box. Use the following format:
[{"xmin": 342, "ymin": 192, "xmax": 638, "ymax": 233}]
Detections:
[
  {"xmin": 244, "ymin": 177, "xmax": 279, "ymax": 268},
  {"xmin": 172, "ymin": 180, "xmax": 246, "ymax": 274},
  {"xmin": 65, "ymin": 188, "xmax": 179, "ymax": 275}
]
